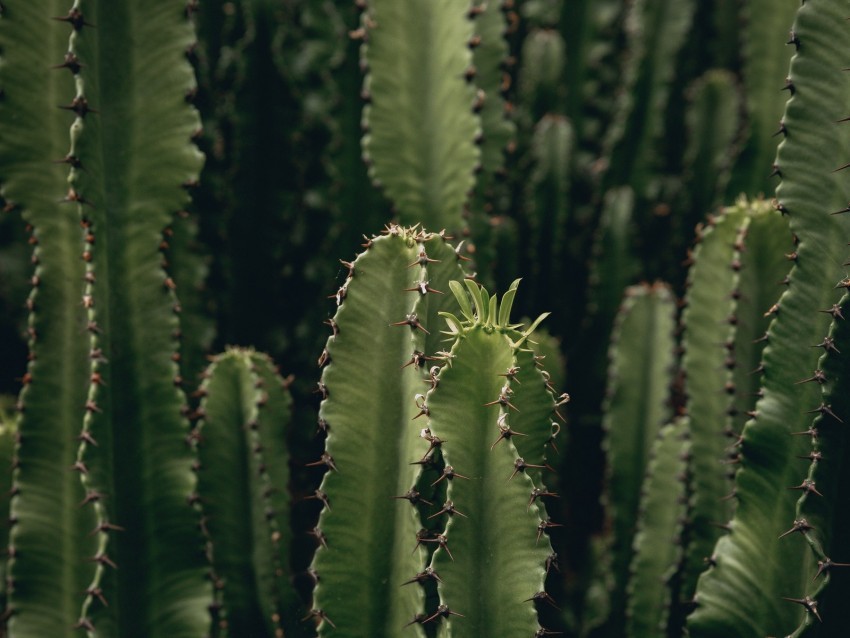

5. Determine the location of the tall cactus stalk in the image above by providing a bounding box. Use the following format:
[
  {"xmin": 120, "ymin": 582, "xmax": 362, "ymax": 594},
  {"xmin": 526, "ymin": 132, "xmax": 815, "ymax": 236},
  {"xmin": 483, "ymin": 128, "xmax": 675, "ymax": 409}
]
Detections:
[
  {"xmin": 0, "ymin": 2, "xmax": 210, "ymax": 635},
  {"xmin": 309, "ymin": 226, "xmax": 466, "ymax": 636},
  {"xmin": 689, "ymin": 1, "xmax": 850, "ymax": 635},
  {"xmin": 426, "ymin": 280, "xmax": 559, "ymax": 637}
]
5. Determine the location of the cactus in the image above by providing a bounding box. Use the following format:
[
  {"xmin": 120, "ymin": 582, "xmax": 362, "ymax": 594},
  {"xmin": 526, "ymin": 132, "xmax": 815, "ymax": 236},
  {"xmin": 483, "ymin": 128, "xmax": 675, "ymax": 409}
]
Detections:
[
  {"xmin": 308, "ymin": 227, "xmax": 561, "ymax": 637},
  {"xmin": 309, "ymin": 226, "xmax": 467, "ymax": 636},
  {"xmin": 359, "ymin": 0, "xmax": 480, "ymax": 231},
  {"xmin": 0, "ymin": 2, "xmax": 210, "ymax": 635},
  {"xmin": 625, "ymin": 416, "xmax": 689, "ymax": 638},
  {"xmin": 195, "ymin": 348, "xmax": 296, "ymax": 637},
  {"xmin": 688, "ymin": 1, "xmax": 850, "ymax": 635},
  {"xmin": 599, "ymin": 282, "xmax": 677, "ymax": 637}
]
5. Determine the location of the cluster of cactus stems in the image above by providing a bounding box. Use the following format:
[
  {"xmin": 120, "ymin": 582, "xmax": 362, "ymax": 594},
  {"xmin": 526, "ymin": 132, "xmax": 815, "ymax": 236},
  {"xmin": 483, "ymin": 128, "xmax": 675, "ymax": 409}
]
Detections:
[
  {"xmin": 309, "ymin": 226, "xmax": 563, "ymax": 637},
  {"xmin": 4, "ymin": 1, "xmax": 850, "ymax": 638}
]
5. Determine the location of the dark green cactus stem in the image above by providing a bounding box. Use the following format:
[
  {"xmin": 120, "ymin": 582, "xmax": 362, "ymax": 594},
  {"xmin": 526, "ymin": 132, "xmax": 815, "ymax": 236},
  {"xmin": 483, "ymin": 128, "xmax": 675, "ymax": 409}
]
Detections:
[
  {"xmin": 196, "ymin": 348, "xmax": 294, "ymax": 637},
  {"xmin": 601, "ymin": 0, "xmax": 696, "ymax": 195},
  {"xmin": 0, "ymin": 402, "xmax": 17, "ymax": 627},
  {"xmin": 689, "ymin": 1, "xmax": 850, "ymax": 635},
  {"xmin": 680, "ymin": 198, "xmax": 792, "ymax": 603},
  {"xmin": 525, "ymin": 114, "xmax": 573, "ymax": 312},
  {"xmin": 600, "ymin": 282, "xmax": 677, "ymax": 638},
  {"xmin": 3, "ymin": 2, "xmax": 211, "ymax": 635},
  {"xmin": 625, "ymin": 417, "xmax": 689, "ymax": 638},
  {"xmin": 0, "ymin": 2, "xmax": 95, "ymax": 634},
  {"xmin": 360, "ymin": 0, "xmax": 480, "ymax": 231},
  {"xmin": 310, "ymin": 226, "xmax": 466, "ymax": 637},
  {"xmin": 470, "ymin": 0, "xmax": 515, "ymax": 182},
  {"xmin": 679, "ymin": 204, "xmax": 746, "ymax": 600},
  {"xmin": 682, "ymin": 70, "xmax": 741, "ymax": 224},
  {"xmin": 427, "ymin": 280, "xmax": 559, "ymax": 637},
  {"xmin": 726, "ymin": 0, "xmax": 799, "ymax": 198},
  {"xmin": 727, "ymin": 201, "xmax": 793, "ymax": 436},
  {"xmin": 517, "ymin": 28, "xmax": 566, "ymax": 123}
]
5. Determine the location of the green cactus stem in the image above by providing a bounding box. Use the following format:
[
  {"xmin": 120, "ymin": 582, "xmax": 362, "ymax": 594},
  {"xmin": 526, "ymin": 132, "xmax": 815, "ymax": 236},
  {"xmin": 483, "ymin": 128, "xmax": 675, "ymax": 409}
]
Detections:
[
  {"xmin": 3, "ymin": 2, "xmax": 211, "ymax": 635},
  {"xmin": 309, "ymin": 226, "xmax": 466, "ymax": 637},
  {"xmin": 360, "ymin": 0, "xmax": 480, "ymax": 231},
  {"xmin": 625, "ymin": 417, "xmax": 689, "ymax": 638},
  {"xmin": 689, "ymin": 1, "xmax": 850, "ymax": 634},
  {"xmin": 600, "ymin": 281, "xmax": 677, "ymax": 638},
  {"xmin": 426, "ymin": 280, "xmax": 559, "ymax": 638},
  {"xmin": 196, "ymin": 348, "xmax": 295, "ymax": 637}
]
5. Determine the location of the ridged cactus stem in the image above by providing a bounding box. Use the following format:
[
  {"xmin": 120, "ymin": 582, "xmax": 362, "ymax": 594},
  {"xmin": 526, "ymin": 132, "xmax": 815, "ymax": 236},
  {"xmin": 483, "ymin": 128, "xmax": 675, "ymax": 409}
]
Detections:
[
  {"xmin": 426, "ymin": 280, "xmax": 559, "ymax": 637},
  {"xmin": 2, "ymin": 2, "xmax": 211, "ymax": 635},
  {"xmin": 309, "ymin": 226, "xmax": 466, "ymax": 636},
  {"xmin": 689, "ymin": 2, "xmax": 850, "ymax": 634},
  {"xmin": 195, "ymin": 348, "xmax": 294, "ymax": 637}
]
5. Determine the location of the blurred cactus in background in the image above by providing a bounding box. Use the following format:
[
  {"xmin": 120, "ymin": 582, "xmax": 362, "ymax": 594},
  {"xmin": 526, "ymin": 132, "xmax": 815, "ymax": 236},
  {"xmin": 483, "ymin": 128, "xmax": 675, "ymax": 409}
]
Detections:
[{"xmin": 2, "ymin": 1, "xmax": 850, "ymax": 637}]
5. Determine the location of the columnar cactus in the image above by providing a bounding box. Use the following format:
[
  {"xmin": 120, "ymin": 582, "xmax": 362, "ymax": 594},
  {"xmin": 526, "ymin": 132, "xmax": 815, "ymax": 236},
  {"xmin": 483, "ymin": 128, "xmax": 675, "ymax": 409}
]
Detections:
[
  {"xmin": 308, "ymin": 226, "xmax": 562, "ymax": 637},
  {"xmin": 0, "ymin": 2, "xmax": 210, "ymax": 635},
  {"xmin": 688, "ymin": 2, "xmax": 850, "ymax": 634}
]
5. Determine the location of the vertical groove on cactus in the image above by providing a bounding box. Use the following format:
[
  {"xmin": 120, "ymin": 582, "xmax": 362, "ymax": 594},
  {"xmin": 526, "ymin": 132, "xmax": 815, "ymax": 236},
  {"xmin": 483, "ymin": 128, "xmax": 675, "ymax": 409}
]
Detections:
[
  {"xmin": 426, "ymin": 281, "xmax": 556, "ymax": 637},
  {"xmin": 360, "ymin": 0, "xmax": 480, "ymax": 231},
  {"xmin": 196, "ymin": 348, "xmax": 292, "ymax": 637},
  {"xmin": 689, "ymin": 2, "xmax": 850, "ymax": 635},
  {"xmin": 600, "ymin": 282, "xmax": 677, "ymax": 637},
  {"xmin": 625, "ymin": 416, "xmax": 689, "ymax": 638},
  {"xmin": 0, "ymin": 3, "xmax": 97, "ymax": 634},
  {"xmin": 310, "ymin": 227, "xmax": 465, "ymax": 636}
]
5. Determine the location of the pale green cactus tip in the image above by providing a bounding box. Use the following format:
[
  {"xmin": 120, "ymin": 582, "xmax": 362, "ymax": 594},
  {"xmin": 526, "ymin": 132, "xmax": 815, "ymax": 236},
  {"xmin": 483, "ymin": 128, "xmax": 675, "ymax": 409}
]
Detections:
[{"xmin": 442, "ymin": 278, "xmax": 549, "ymax": 346}]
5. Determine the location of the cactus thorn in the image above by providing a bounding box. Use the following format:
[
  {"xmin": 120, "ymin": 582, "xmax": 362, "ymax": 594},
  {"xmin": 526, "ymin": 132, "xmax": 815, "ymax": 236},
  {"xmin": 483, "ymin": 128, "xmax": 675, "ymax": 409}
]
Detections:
[
  {"xmin": 391, "ymin": 313, "xmax": 429, "ymax": 334},
  {"xmin": 428, "ymin": 499, "xmax": 467, "ymax": 519},
  {"xmin": 536, "ymin": 519, "xmax": 563, "ymax": 544},
  {"xmin": 308, "ymin": 527, "xmax": 328, "ymax": 548},
  {"xmin": 305, "ymin": 489, "xmax": 331, "ymax": 511},
  {"xmin": 525, "ymin": 591, "xmax": 560, "ymax": 609},
  {"xmin": 819, "ymin": 304, "xmax": 845, "ymax": 320},
  {"xmin": 779, "ymin": 518, "xmax": 814, "ymax": 539},
  {"xmin": 431, "ymin": 465, "xmax": 468, "ymax": 486},
  {"xmin": 812, "ymin": 337, "xmax": 840, "ymax": 354},
  {"xmin": 788, "ymin": 479, "xmax": 823, "ymax": 497},
  {"xmin": 393, "ymin": 488, "xmax": 431, "ymax": 506},
  {"xmin": 423, "ymin": 604, "xmax": 464, "ymax": 623},
  {"xmin": 53, "ymin": 8, "xmax": 94, "ymax": 30},
  {"xmin": 508, "ymin": 458, "xmax": 548, "ymax": 481},
  {"xmin": 796, "ymin": 370, "xmax": 826, "ymax": 385},
  {"xmin": 528, "ymin": 488, "xmax": 558, "ymax": 510},
  {"xmin": 402, "ymin": 567, "xmax": 442, "ymax": 586},
  {"xmin": 806, "ymin": 403, "xmax": 842, "ymax": 422},
  {"xmin": 781, "ymin": 596, "xmax": 820, "ymax": 622},
  {"xmin": 420, "ymin": 534, "xmax": 453, "ymax": 560},
  {"xmin": 302, "ymin": 609, "xmax": 336, "ymax": 629},
  {"xmin": 815, "ymin": 558, "xmax": 850, "ymax": 580},
  {"xmin": 306, "ymin": 453, "xmax": 337, "ymax": 472}
]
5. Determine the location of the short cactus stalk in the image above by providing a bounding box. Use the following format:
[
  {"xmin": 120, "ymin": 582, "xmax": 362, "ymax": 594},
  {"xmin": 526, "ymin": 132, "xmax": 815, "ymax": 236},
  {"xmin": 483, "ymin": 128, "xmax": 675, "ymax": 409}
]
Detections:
[
  {"xmin": 195, "ymin": 348, "xmax": 295, "ymax": 638},
  {"xmin": 359, "ymin": 0, "xmax": 480, "ymax": 231}
]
